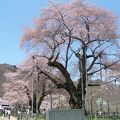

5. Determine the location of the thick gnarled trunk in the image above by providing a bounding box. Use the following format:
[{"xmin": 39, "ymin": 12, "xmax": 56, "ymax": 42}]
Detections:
[
  {"xmin": 47, "ymin": 60, "xmax": 86, "ymax": 109},
  {"xmin": 69, "ymin": 91, "xmax": 82, "ymax": 109}
]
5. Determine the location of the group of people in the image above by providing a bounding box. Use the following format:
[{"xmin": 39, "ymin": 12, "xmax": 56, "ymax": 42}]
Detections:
[{"xmin": 3, "ymin": 108, "xmax": 11, "ymax": 119}]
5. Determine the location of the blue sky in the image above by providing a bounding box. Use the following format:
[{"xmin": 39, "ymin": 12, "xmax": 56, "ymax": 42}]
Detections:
[
  {"xmin": 0, "ymin": 0, "xmax": 47, "ymax": 65},
  {"xmin": 0, "ymin": 0, "xmax": 120, "ymax": 65}
]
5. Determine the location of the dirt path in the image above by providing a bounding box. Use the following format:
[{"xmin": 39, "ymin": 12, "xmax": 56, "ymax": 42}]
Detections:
[{"xmin": 0, "ymin": 116, "xmax": 17, "ymax": 120}]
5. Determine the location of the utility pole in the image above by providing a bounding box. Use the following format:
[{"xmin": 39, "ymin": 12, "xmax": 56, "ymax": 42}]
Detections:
[
  {"xmin": 58, "ymin": 93, "xmax": 61, "ymax": 109},
  {"xmin": 49, "ymin": 83, "xmax": 53, "ymax": 110},
  {"xmin": 50, "ymin": 92, "xmax": 53, "ymax": 110},
  {"xmin": 114, "ymin": 79, "xmax": 118, "ymax": 115},
  {"xmin": 90, "ymin": 79, "xmax": 93, "ymax": 115},
  {"xmin": 32, "ymin": 75, "xmax": 34, "ymax": 115},
  {"xmin": 99, "ymin": 55, "xmax": 103, "ymax": 113},
  {"xmin": 76, "ymin": 45, "xmax": 87, "ymax": 112},
  {"xmin": 32, "ymin": 56, "xmax": 37, "ymax": 115},
  {"xmin": 32, "ymin": 57, "xmax": 34, "ymax": 115}
]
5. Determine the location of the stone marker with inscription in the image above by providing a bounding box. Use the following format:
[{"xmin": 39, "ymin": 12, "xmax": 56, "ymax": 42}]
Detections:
[{"xmin": 46, "ymin": 109, "xmax": 84, "ymax": 120}]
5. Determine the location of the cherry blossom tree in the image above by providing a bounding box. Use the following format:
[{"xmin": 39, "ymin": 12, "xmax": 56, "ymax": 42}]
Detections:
[
  {"xmin": 20, "ymin": 0, "xmax": 120, "ymax": 108},
  {"xmin": 18, "ymin": 57, "xmax": 59, "ymax": 113},
  {"xmin": 2, "ymin": 71, "xmax": 29, "ymax": 106}
]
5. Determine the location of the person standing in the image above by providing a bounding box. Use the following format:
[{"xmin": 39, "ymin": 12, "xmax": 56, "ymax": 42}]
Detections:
[
  {"xmin": 5, "ymin": 109, "xmax": 8, "ymax": 117},
  {"xmin": 7, "ymin": 109, "xmax": 11, "ymax": 120}
]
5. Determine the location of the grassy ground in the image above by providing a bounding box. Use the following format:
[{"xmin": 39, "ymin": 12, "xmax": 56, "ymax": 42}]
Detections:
[
  {"xmin": 34, "ymin": 116, "xmax": 120, "ymax": 120},
  {"xmin": 85, "ymin": 116, "xmax": 120, "ymax": 120},
  {"xmin": 19, "ymin": 114, "xmax": 45, "ymax": 120},
  {"xmin": 32, "ymin": 115, "xmax": 120, "ymax": 120},
  {"xmin": 31, "ymin": 115, "xmax": 44, "ymax": 120},
  {"xmin": 1, "ymin": 114, "xmax": 118, "ymax": 120}
]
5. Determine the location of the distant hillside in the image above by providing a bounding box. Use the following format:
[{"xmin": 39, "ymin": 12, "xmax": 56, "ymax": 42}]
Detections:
[{"xmin": 0, "ymin": 63, "xmax": 17, "ymax": 97}]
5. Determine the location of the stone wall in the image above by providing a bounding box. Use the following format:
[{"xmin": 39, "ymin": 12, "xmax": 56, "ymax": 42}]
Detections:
[{"xmin": 46, "ymin": 109, "xmax": 84, "ymax": 120}]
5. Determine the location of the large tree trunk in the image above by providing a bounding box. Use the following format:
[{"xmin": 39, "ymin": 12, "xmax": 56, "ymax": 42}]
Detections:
[
  {"xmin": 64, "ymin": 52, "xmax": 87, "ymax": 109},
  {"xmin": 69, "ymin": 90, "xmax": 82, "ymax": 109},
  {"xmin": 48, "ymin": 61, "xmax": 84, "ymax": 109},
  {"xmin": 63, "ymin": 79, "xmax": 83, "ymax": 109}
]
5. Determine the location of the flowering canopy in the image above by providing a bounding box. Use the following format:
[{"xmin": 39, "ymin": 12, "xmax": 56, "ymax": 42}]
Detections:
[{"xmin": 20, "ymin": 0, "xmax": 120, "ymax": 108}]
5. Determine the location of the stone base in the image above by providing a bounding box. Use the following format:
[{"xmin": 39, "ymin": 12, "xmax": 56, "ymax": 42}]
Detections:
[{"xmin": 46, "ymin": 109, "xmax": 84, "ymax": 120}]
